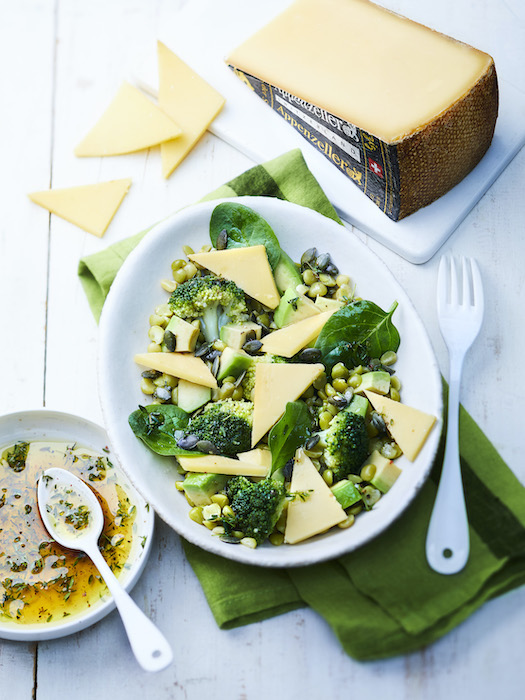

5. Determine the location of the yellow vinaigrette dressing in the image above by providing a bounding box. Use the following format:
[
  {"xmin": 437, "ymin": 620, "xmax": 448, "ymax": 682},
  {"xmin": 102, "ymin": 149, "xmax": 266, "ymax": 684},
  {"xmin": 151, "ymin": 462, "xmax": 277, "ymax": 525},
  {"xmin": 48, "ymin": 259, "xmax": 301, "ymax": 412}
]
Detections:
[{"xmin": 0, "ymin": 441, "xmax": 137, "ymax": 625}]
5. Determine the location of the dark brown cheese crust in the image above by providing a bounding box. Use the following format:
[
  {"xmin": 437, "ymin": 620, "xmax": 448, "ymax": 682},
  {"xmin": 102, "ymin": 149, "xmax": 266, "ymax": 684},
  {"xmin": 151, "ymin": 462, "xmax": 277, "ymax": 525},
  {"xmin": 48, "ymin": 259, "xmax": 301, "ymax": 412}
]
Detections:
[{"xmin": 396, "ymin": 62, "xmax": 498, "ymax": 220}]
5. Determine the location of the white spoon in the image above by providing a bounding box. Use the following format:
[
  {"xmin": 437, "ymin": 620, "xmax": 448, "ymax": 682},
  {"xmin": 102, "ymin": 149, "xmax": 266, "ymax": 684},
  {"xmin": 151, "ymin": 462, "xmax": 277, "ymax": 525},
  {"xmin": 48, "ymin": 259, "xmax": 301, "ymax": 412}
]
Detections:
[{"xmin": 37, "ymin": 467, "xmax": 173, "ymax": 672}]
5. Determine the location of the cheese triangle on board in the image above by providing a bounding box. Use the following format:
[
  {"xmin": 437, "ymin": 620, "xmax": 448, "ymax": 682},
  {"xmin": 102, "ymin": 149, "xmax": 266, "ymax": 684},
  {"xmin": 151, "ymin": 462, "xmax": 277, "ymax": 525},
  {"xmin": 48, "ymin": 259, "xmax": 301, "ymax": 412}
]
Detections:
[
  {"xmin": 75, "ymin": 82, "xmax": 182, "ymax": 156},
  {"xmin": 28, "ymin": 179, "xmax": 131, "ymax": 237},
  {"xmin": 188, "ymin": 245, "xmax": 280, "ymax": 309},
  {"xmin": 364, "ymin": 391, "xmax": 436, "ymax": 461},
  {"xmin": 134, "ymin": 352, "xmax": 217, "ymax": 388},
  {"xmin": 158, "ymin": 41, "xmax": 225, "ymax": 178},
  {"xmin": 251, "ymin": 362, "xmax": 324, "ymax": 445},
  {"xmin": 261, "ymin": 310, "xmax": 336, "ymax": 357},
  {"xmin": 284, "ymin": 449, "xmax": 347, "ymax": 544}
]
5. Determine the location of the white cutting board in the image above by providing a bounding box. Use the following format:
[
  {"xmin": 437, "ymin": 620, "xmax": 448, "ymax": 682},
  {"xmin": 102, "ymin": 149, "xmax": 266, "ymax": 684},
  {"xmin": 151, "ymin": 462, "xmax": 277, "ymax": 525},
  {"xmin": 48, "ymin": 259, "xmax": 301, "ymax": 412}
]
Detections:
[{"xmin": 133, "ymin": 0, "xmax": 525, "ymax": 264}]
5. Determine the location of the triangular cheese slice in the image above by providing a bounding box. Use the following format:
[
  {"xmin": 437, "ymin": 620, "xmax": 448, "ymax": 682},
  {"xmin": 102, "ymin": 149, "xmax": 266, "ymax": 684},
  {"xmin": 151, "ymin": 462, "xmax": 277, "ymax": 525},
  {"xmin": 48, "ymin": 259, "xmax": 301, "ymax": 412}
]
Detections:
[
  {"xmin": 188, "ymin": 245, "xmax": 280, "ymax": 309},
  {"xmin": 75, "ymin": 81, "xmax": 182, "ymax": 156},
  {"xmin": 177, "ymin": 454, "xmax": 269, "ymax": 478},
  {"xmin": 28, "ymin": 179, "xmax": 131, "ymax": 237},
  {"xmin": 364, "ymin": 391, "xmax": 436, "ymax": 461},
  {"xmin": 261, "ymin": 310, "xmax": 336, "ymax": 357},
  {"xmin": 158, "ymin": 41, "xmax": 225, "ymax": 178},
  {"xmin": 134, "ymin": 352, "xmax": 217, "ymax": 388},
  {"xmin": 284, "ymin": 449, "xmax": 347, "ymax": 544},
  {"xmin": 251, "ymin": 362, "xmax": 324, "ymax": 445}
]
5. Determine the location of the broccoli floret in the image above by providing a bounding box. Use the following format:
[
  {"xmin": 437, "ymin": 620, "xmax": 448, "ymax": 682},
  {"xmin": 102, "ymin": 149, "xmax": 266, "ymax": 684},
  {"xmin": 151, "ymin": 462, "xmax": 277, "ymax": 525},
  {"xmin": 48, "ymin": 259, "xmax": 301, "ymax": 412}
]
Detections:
[
  {"xmin": 241, "ymin": 353, "xmax": 288, "ymax": 400},
  {"xmin": 222, "ymin": 476, "xmax": 287, "ymax": 545},
  {"xmin": 169, "ymin": 275, "xmax": 249, "ymax": 343},
  {"xmin": 318, "ymin": 408, "xmax": 369, "ymax": 481},
  {"xmin": 187, "ymin": 399, "xmax": 253, "ymax": 455}
]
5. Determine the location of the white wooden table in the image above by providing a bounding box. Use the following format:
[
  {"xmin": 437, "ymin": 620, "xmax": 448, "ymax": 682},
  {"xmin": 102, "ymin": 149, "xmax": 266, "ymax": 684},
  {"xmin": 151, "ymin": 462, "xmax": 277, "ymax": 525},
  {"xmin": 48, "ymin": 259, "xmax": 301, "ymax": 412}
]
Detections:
[{"xmin": 1, "ymin": 1, "xmax": 524, "ymax": 697}]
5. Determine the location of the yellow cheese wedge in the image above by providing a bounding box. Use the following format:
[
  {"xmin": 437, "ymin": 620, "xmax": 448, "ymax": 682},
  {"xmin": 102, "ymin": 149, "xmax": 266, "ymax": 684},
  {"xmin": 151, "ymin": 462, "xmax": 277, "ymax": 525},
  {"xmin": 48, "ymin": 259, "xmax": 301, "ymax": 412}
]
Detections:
[
  {"xmin": 364, "ymin": 391, "xmax": 436, "ymax": 461},
  {"xmin": 227, "ymin": 0, "xmax": 497, "ymax": 220},
  {"xmin": 177, "ymin": 454, "xmax": 269, "ymax": 478},
  {"xmin": 28, "ymin": 179, "xmax": 131, "ymax": 237},
  {"xmin": 157, "ymin": 41, "xmax": 225, "ymax": 178},
  {"xmin": 260, "ymin": 310, "xmax": 335, "ymax": 357},
  {"xmin": 134, "ymin": 352, "xmax": 217, "ymax": 388},
  {"xmin": 188, "ymin": 245, "xmax": 280, "ymax": 309},
  {"xmin": 251, "ymin": 362, "xmax": 324, "ymax": 446},
  {"xmin": 236, "ymin": 447, "xmax": 272, "ymax": 470},
  {"xmin": 284, "ymin": 449, "xmax": 347, "ymax": 544},
  {"xmin": 75, "ymin": 81, "xmax": 182, "ymax": 156}
]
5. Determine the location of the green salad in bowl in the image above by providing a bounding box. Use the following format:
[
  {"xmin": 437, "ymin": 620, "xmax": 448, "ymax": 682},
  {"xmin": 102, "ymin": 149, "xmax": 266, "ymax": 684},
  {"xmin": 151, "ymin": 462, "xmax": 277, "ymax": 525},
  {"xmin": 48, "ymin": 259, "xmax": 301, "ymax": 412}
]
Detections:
[{"xmin": 120, "ymin": 202, "xmax": 439, "ymax": 553}]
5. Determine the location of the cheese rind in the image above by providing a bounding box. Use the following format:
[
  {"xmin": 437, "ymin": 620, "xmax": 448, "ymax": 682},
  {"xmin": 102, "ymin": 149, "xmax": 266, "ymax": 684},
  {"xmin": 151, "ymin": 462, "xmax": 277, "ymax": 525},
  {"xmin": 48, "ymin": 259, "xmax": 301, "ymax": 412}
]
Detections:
[
  {"xmin": 364, "ymin": 391, "xmax": 436, "ymax": 461},
  {"xmin": 28, "ymin": 179, "xmax": 131, "ymax": 237},
  {"xmin": 158, "ymin": 41, "xmax": 225, "ymax": 178},
  {"xmin": 284, "ymin": 449, "xmax": 347, "ymax": 544},
  {"xmin": 75, "ymin": 82, "xmax": 182, "ymax": 156},
  {"xmin": 251, "ymin": 363, "xmax": 324, "ymax": 446},
  {"xmin": 188, "ymin": 245, "xmax": 280, "ymax": 309},
  {"xmin": 227, "ymin": 0, "xmax": 498, "ymax": 220},
  {"xmin": 134, "ymin": 352, "xmax": 217, "ymax": 388}
]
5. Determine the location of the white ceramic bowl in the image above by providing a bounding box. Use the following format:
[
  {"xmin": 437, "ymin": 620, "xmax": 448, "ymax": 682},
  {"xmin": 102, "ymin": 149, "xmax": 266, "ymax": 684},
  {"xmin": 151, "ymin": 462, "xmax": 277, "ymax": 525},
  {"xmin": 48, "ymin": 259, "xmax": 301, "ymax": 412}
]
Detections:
[
  {"xmin": 0, "ymin": 409, "xmax": 155, "ymax": 641},
  {"xmin": 99, "ymin": 196, "xmax": 442, "ymax": 567}
]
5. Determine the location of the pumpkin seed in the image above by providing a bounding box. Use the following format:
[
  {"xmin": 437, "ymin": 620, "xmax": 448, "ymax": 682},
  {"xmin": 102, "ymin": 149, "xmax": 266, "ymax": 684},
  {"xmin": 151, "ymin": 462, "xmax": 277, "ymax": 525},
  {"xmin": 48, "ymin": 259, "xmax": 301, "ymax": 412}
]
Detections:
[{"xmin": 216, "ymin": 229, "xmax": 228, "ymax": 250}]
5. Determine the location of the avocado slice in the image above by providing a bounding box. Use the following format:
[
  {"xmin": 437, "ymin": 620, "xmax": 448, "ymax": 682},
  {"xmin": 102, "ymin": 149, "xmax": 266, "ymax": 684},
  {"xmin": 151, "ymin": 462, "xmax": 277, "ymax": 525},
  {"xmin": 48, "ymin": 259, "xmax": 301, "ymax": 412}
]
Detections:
[
  {"xmin": 330, "ymin": 479, "xmax": 362, "ymax": 509},
  {"xmin": 163, "ymin": 315, "xmax": 199, "ymax": 352},
  {"xmin": 356, "ymin": 370, "xmax": 391, "ymax": 395},
  {"xmin": 347, "ymin": 393, "xmax": 369, "ymax": 418},
  {"xmin": 367, "ymin": 451, "xmax": 401, "ymax": 493},
  {"xmin": 220, "ymin": 321, "xmax": 262, "ymax": 350},
  {"xmin": 182, "ymin": 472, "xmax": 228, "ymax": 506},
  {"xmin": 217, "ymin": 346, "xmax": 254, "ymax": 381},
  {"xmin": 273, "ymin": 287, "xmax": 320, "ymax": 328},
  {"xmin": 177, "ymin": 379, "xmax": 211, "ymax": 413},
  {"xmin": 273, "ymin": 250, "xmax": 302, "ymax": 295}
]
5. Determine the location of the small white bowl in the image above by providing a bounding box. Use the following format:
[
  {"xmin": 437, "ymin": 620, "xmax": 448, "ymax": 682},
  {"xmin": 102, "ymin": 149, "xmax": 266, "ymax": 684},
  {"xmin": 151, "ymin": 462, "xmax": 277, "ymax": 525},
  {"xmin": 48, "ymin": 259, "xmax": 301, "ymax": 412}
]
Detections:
[
  {"xmin": 99, "ymin": 196, "xmax": 443, "ymax": 568},
  {"xmin": 0, "ymin": 409, "xmax": 155, "ymax": 641}
]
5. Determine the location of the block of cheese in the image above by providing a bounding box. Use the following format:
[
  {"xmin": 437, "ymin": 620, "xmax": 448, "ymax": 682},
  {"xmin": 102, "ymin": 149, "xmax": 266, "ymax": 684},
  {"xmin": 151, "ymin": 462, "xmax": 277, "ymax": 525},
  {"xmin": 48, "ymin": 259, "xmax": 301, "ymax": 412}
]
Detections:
[
  {"xmin": 28, "ymin": 178, "xmax": 131, "ymax": 237},
  {"xmin": 364, "ymin": 391, "xmax": 436, "ymax": 461},
  {"xmin": 75, "ymin": 81, "xmax": 182, "ymax": 156},
  {"xmin": 251, "ymin": 362, "xmax": 324, "ymax": 446},
  {"xmin": 158, "ymin": 41, "xmax": 225, "ymax": 178},
  {"xmin": 227, "ymin": 0, "xmax": 498, "ymax": 220},
  {"xmin": 261, "ymin": 310, "xmax": 335, "ymax": 357},
  {"xmin": 236, "ymin": 447, "xmax": 272, "ymax": 470},
  {"xmin": 134, "ymin": 352, "xmax": 217, "ymax": 388},
  {"xmin": 177, "ymin": 454, "xmax": 269, "ymax": 477},
  {"xmin": 284, "ymin": 449, "xmax": 347, "ymax": 544},
  {"xmin": 188, "ymin": 245, "xmax": 280, "ymax": 309}
]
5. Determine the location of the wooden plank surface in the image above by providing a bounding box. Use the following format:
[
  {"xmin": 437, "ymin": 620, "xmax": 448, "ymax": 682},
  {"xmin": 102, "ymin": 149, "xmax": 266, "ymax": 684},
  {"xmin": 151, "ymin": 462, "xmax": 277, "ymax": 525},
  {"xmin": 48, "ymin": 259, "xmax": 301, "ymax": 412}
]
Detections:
[{"xmin": 1, "ymin": 1, "xmax": 524, "ymax": 698}]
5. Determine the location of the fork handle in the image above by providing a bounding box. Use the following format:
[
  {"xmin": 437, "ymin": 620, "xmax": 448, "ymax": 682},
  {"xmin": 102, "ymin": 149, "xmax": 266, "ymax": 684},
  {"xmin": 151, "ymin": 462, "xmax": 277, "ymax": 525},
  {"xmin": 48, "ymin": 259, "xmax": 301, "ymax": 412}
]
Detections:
[{"xmin": 425, "ymin": 353, "xmax": 470, "ymax": 574}]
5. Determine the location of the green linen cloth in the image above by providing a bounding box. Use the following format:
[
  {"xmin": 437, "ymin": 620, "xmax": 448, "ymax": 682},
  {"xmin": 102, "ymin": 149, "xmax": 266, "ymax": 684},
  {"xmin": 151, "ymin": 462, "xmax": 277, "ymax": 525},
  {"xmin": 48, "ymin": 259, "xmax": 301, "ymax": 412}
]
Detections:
[{"xmin": 78, "ymin": 149, "xmax": 525, "ymax": 660}]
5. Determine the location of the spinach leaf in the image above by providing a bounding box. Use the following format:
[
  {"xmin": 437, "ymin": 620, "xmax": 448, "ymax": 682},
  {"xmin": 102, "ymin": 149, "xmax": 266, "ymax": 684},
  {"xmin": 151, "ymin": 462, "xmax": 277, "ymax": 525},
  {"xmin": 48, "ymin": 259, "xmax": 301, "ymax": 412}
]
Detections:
[
  {"xmin": 268, "ymin": 401, "xmax": 312, "ymax": 477},
  {"xmin": 209, "ymin": 202, "xmax": 282, "ymax": 270},
  {"xmin": 315, "ymin": 299, "xmax": 400, "ymax": 371},
  {"xmin": 128, "ymin": 404, "xmax": 198, "ymax": 457}
]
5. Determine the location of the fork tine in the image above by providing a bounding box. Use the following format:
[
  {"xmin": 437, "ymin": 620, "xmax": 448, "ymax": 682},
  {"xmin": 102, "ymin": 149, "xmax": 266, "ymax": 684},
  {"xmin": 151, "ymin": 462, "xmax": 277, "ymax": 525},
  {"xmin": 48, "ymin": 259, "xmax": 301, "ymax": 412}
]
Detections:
[
  {"xmin": 462, "ymin": 257, "xmax": 472, "ymax": 306},
  {"xmin": 470, "ymin": 258, "xmax": 484, "ymax": 314},
  {"xmin": 449, "ymin": 256, "xmax": 458, "ymax": 305}
]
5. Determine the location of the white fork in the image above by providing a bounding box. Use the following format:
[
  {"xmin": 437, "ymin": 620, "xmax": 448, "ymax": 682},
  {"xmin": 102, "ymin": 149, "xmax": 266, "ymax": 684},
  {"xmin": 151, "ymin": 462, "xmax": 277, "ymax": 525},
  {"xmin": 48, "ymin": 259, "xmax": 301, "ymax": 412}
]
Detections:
[{"xmin": 426, "ymin": 255, "xmax": 484, "ymax": 574}]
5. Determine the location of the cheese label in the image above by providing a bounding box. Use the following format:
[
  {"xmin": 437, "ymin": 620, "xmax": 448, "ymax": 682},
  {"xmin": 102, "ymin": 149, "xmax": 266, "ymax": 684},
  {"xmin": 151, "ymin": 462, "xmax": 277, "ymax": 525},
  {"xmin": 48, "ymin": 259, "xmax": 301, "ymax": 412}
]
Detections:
[{"xmin": 227, "ymin": 67, "xmax": 401, "ymax": 220}]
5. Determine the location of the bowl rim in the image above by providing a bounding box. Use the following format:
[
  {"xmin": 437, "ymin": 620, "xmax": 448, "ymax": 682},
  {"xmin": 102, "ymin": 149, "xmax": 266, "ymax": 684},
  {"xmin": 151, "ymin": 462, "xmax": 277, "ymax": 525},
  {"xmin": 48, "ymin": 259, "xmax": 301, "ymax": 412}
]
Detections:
[
  {"xmin": 98, "ymin": 195, "xmax": 443, "ymax": 568},
  {"xmin": 0, "ymin": 407, "xmax": 155, "ymax": 641}
]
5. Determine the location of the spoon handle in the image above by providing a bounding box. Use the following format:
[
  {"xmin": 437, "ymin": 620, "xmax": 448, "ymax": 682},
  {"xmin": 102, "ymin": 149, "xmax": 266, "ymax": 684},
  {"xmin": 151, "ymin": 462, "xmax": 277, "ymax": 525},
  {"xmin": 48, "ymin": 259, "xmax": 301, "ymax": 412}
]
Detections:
[{"xmin": 87, "ymin": 544, "xmax": 173, "ymax": 672}]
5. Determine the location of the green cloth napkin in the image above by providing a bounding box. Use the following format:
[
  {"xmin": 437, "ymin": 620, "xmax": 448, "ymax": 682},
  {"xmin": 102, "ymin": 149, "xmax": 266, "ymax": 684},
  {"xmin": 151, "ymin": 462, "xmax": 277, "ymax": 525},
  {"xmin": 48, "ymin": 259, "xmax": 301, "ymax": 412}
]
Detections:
[{"xmin": 78, "ymin": 149, "xmax": 525, "ymax": 660}]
